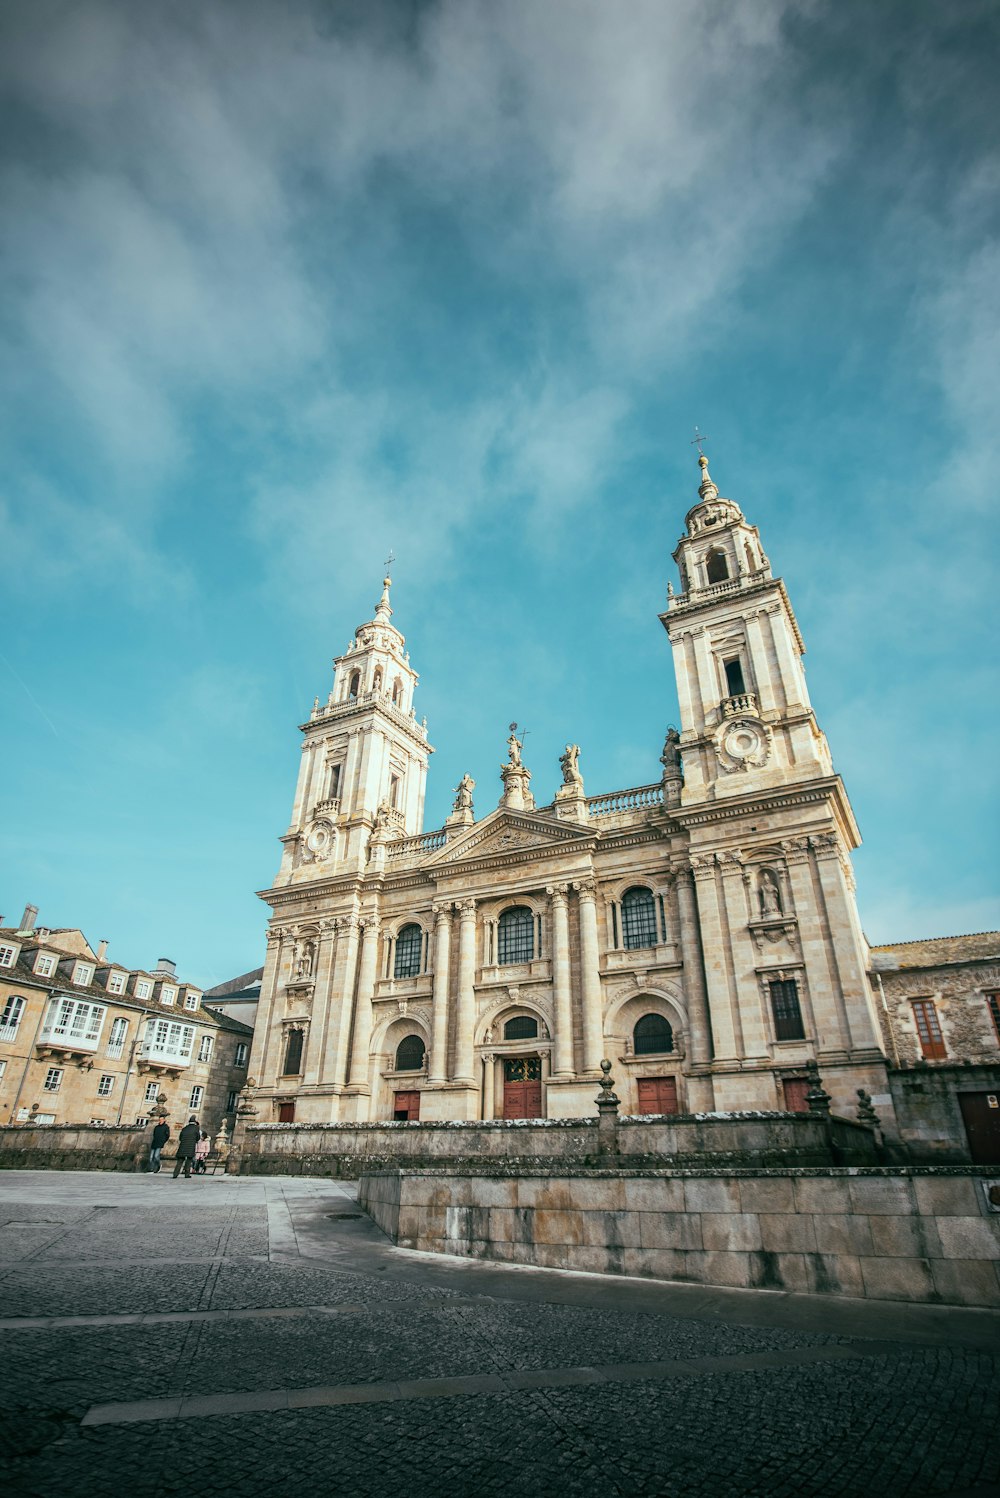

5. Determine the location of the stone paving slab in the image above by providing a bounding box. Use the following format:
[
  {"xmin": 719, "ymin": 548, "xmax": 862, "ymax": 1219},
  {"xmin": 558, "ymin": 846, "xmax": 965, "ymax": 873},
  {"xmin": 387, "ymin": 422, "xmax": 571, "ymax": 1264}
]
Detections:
[{"xmin": 0, "ymin": 1169, "xmax": 998, "ymax": 1498}]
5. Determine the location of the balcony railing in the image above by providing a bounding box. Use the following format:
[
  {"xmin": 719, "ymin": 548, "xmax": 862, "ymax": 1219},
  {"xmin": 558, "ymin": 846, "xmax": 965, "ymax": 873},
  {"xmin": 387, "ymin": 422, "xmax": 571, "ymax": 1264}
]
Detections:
[
  {"xmin": 722, "ymin": 692, "xmax": 758, "ymax": 718},
  {"xmin": 312, "ymin": 797, "xmax": 341, "ymax": 818},
  {"xmin": 309, "ymin": 689, "xmax": 427, "ymax": 738},
  {"xmin": 387, "ymin": 828, "xmax": 448, "ymax": 859},
  {"xmin": 586, "ymin": 784, "xmax": 664, "ymax": 817}
]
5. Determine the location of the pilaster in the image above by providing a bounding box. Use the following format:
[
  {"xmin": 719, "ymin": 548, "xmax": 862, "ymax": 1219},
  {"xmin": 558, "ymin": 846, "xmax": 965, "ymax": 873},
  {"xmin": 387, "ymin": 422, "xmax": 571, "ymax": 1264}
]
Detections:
[{"xmin": 547, "ymin": 884, "xmax": 574, "ymax": 1076}]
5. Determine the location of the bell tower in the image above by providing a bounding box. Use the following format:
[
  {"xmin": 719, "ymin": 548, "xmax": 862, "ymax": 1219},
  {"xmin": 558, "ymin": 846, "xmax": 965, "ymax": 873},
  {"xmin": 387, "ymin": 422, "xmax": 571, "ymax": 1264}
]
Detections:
[
  {"xmin": 661, "ymin": 453, "xmax": 832, "ymax": 801},
  {"xmin": 275, "ymin": 572, "xmax": 433, "ymax": 883}
]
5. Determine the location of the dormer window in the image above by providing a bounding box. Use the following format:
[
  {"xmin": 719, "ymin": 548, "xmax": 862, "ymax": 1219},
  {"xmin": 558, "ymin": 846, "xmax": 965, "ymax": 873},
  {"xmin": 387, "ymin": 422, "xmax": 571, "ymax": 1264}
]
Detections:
[
  {"xmin": 34, "ymin": 953, "xmax": 56, "ymax": 977},
  {"xmin": 0, "ymin": 943, "xmax": 18, "ymax": 968},
  {"xmin": 160, "ymin": 985, "xmax": 177, "ymax": 1006},
  {"xmin": 185, "ymin": 993, "xmax": 200, "ymax": 1011},
  {"xmin": 706, "ymin": 549, "xmax": 729, "ymax": 584},
  {"xmin": 135, "ymin": 979, "xmax": 152, "ymax": 1000},
  {"xmin": 107, "ymin": 971, "xmax": 126, "ymax": 994},
  {"xmin": 74, "ymin": 964, "xmax": 94, "ymax": 987}
]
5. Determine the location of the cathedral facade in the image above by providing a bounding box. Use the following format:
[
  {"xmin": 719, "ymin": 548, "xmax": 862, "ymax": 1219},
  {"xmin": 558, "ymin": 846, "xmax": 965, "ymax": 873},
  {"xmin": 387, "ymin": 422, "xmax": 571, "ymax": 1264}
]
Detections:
[{"xmin": 249, "ymin": 456, "xmax": 894, "ymax": 1128}]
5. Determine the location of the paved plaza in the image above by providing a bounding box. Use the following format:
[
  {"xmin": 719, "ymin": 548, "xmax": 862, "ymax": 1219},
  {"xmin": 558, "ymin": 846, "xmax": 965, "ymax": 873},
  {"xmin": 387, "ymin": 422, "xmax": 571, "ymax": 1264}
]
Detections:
[{"xmin": 0, "ymin": 1170, "xmax": 998, "ymax": 1498}]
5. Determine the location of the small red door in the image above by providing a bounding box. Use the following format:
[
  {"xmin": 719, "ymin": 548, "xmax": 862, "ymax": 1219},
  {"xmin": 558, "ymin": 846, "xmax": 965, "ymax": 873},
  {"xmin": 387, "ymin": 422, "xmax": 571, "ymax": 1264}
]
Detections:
[
  {"xmin": 782, "ymin": 1078, "xmax": 810, "ymax": 1113},
  {"xmin": 958, "ymin": 1092, "xmax": 1000, "ymax": 1164},
  {"xmin": 277, "ymin": 1101, "xmax": 296, "ymax": 1123},
  {"xmin": 636, "ymin": 1077, "xmax": 679, "ymax": 1115},
  {"xmin": 393, "ymin": 1091, "xmax": 420, "ymax": 1122},
  {"xmin": 503, "ymin": 1058, "xmax": 542, "ymax": 1119}
]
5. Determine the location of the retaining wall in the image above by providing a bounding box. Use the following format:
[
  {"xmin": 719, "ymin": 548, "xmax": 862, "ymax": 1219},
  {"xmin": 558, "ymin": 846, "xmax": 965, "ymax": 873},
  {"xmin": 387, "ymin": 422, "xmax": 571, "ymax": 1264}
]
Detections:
[
  {"xmin": 359, "ymin": 1166, "xmax": 1000, "ymax": 1309},
  {"xmin": 0, "ymin": 1124, "xmax": 146, "ymax": 1172}
]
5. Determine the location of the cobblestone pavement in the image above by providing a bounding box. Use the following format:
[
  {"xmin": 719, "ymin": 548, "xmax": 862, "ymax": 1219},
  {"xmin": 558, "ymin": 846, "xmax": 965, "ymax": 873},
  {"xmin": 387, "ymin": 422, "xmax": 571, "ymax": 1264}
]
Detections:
[{"xmin": 1, "ymin": 1171, "xmax": 998, "ymax": 1498}]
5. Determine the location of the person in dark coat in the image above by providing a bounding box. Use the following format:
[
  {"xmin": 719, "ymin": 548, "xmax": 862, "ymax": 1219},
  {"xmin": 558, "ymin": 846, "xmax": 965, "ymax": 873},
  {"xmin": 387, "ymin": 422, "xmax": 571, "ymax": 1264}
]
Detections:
[
  {"xmin": 173, "ymin": 1116, "xmax": 201, "ymax": 1179},
  {"xmin": 148, "ymin": 1120, "xmax": 170, "ymax": 1173}
]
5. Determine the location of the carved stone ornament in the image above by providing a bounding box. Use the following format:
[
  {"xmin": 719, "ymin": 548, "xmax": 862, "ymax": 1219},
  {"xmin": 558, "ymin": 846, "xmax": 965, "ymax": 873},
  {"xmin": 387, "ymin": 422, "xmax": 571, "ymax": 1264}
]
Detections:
[
  {"xmin": 302, "ymin": 819, "xmax": 335, "ymax": 861},
  {"xmin": 715, "ymin": 714, "xmax": 772, "ymax": 774}
]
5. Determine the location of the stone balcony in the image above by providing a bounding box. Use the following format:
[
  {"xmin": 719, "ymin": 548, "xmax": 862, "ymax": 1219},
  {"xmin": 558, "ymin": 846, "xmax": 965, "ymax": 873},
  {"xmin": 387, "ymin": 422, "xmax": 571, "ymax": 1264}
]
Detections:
[
  {"xmin": 311, "ymin": 797, "xmax": 341, "ymax": 818},
  {"xmin": 722, "ymin": 692, "xmax": 758, "ymax": 718}
]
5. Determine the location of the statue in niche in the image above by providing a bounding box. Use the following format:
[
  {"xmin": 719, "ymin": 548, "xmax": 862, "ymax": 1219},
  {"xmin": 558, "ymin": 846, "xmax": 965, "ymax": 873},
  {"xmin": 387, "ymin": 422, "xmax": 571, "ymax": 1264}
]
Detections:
[
  {"xmin": 453, "ymin": 773, "xmax": 475, "ymax": 811},
  {"xmin": 660, "ymin": 726, "xmax": 682, "ymax": 776},
  {"xmin": 296, "ymin": 940, "xmax": 315, "ymax": 980},
  {"xmin": 560, "ymin": 743, "xmax": 582, "ymax": 786},
  {"xmin": 758, "ymin": 870, "xmax": 782, "ymax": 918}
]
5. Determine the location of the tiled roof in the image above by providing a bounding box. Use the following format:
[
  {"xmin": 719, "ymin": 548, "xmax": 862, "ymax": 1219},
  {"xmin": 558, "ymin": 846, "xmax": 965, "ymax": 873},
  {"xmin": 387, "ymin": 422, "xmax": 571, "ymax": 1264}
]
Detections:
[
  {"xmin": 0, "ymin": 948, "xmax": 222, "ymax": 1027},
  {"xmin": 869, "ymin": 931, "xmax": 1000, "ymax": 970},
  {"xmin": 204, "ymin": 967, "xmax": 264, "ymax": 998}
]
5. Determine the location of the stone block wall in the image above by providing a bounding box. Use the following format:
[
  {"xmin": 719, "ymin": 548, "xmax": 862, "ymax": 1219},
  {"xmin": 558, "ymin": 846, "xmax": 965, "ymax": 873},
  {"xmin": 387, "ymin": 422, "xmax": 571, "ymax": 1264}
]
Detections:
[
  {"xmin": 0, "ymin": 1124, "xmax": 147, "ymax": 1172},
  {"xmin": 359, "ymin": 1166, "xmax": 1000, "ymax": 1309}
]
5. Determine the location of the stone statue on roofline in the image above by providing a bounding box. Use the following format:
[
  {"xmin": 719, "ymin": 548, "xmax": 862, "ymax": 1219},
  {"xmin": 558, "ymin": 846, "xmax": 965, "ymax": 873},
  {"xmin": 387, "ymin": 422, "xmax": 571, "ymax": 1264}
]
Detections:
[{"xmin": 560, "ymin": 743, "xmax": 582, "ymax": 787}]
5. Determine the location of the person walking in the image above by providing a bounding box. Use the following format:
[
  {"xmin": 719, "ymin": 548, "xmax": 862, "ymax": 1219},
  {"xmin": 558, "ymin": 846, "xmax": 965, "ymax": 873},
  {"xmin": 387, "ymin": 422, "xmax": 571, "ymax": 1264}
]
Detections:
[
  {"xmin": 148, "ymin": 1119, "xmax": 170, "ymax": 1173},
  {"xmin": 193, "ymin": 1130, "xmax": 211, "ymax": 1175},
  {"xmin": 172, "ymin": 1116, "xmax": 201, "ymax": 1179}
]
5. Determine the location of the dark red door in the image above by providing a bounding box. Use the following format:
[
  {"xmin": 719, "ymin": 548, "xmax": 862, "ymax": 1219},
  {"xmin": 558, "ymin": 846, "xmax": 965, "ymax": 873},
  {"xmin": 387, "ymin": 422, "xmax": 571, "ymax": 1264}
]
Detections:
[
  {"xmin": 393, "ymin": 1091, "xmax": 420, "ymax": 1121},
  {"xmin": 637, "ymin": 1077, "xmax": 679, "ymax": 1115},
  {"xmin": 503, "ymin": 1058, "xmax": 542, "ymax": 1119},
  {"xmin": 277, "ymin": 1101, "xmax": 295, "ymax": 1123},
  {"xmin": 958, "ymin": 1092, "xmax": 1000, "ymax": 1164},
  {"xmin": 782, "ymin": 1078, "xmax": 810, "ymax": 1113}
]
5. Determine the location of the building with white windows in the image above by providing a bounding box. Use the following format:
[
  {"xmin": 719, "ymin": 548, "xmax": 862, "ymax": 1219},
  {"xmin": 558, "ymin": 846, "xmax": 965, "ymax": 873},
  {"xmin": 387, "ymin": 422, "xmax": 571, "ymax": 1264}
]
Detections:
[
  {"xmin": 0, "ymin": 906, "xmax": 252, "ymax": 1137},
  {"xmin": 249, "ymin": 455, "xmax": 904, "ymax": 1130}
]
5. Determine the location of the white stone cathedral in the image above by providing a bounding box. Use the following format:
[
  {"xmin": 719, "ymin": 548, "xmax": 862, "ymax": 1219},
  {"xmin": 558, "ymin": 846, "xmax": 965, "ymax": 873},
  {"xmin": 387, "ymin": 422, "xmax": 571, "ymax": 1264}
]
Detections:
[{"xmin": 250, "ymin": 454, "xmax": 893, "ymax": 1128}]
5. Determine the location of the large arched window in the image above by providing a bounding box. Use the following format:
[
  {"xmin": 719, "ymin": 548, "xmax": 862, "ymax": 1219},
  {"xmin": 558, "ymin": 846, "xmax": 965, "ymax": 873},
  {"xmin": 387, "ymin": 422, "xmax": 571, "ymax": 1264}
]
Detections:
[
  {"xmin": 503, "ymin": 1015, "xmax": 538, "ymax": 1040},
  {"xmin": 348, "ymin": 671, "xmax": 361, "ymax": 699},
  {"xmin": 395, "ymin": 1033, "xmax": 425, "ymax": 1071},
  {"xmin": 621, "ymin": 887, "xmax": 658, "ymax": 950},
  {"xmin": 393, "ymin": 924, "xmax": 423, "ymax": 979},
  {"xmin": 0, "ymin": 995, "xmax": 25, "ymax": 1040},
  {"xmin": 706, "ymin": 549, "xmax": 729, "ymax": 584},
  {"xmin": 498, "ymin": 906, "xmax": 534, "ymax": 965},
  {"xmin": 633, "ymin": 1013, "xmax": 674, "ymax": 1055}
]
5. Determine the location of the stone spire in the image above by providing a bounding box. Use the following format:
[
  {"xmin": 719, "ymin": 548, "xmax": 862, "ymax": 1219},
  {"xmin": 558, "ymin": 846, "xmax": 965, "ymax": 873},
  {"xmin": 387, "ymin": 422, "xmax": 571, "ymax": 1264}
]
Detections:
[
  {"xmin": 374, "ymin": 574, "xmax": 393, "ymax": 624},
  {"xmin": 697, "ymin": 452, "xmax": 719, "ymax": 501}
]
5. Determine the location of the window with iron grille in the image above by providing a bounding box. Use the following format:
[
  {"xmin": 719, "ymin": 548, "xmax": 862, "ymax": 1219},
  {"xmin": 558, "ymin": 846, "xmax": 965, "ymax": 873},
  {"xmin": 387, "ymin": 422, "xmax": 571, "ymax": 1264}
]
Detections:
[
  {"xmin": 97, "ymin": 1074, "xmax": 115, "ymax": 1097},
  {"xmin": 498, "ymin": 907, "xmax": 534, "ymax": 965},
  {"xmin": 987, "ymin": 994, "xmax": 1000, "ymax": 1044},
  {"xmin": 504, "ymin": 1015, "xmax": 538, "ymax": 1040},
  {"xmin": 769, "ymin": 979, "xmax": 805, "ymax": 1041},
  {"xmin": 633, "ymin": 1013, "xmax": 673, "ymax": 1055},
  {"xmin": 0, "ymin": 994, "xmax": 25, "ymax": 1042},
  {"xmin": 395, "ymin": 1034, "xmax": 425, "ymax": 1071},
  {"xmin": 912, "ymin": 998, "xmax": 946, "ymax": 1059},
  {"xmin": 621, "ymin": 887, "xmax": 658, "ymax": 950},
  {"xmin": 43, "ymin": 1067, "xmax": 63, "ymax": 1092},
  {"xmin": 394, "ymin": 924, "xmax": 423, "ymax": 979},
  {"xmin": 283, "ymin": 1027, "xmax": 304, "ymax": 1076}
]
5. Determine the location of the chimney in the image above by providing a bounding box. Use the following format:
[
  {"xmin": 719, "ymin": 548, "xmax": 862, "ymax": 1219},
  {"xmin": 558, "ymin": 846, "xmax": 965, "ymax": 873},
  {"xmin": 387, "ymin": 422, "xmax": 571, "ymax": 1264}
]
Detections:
[
  {"xmin": 155, "ymin": 957, "xmax": 177, "ymax": 976},
  {"xmin": 97, "ymin": 939, "xmax": 108, "ymax": 963},
  {"xmin": 18, "ymin": 904, "xmax": 38, "ymax": 935}
]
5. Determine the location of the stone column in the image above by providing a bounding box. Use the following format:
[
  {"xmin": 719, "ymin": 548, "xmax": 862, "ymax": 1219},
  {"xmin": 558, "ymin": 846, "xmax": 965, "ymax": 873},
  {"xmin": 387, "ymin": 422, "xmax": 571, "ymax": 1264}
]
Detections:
[
  {"xmin": 428, "ymin": 904, "xmax": 452, "ymax": 1084},
  {"xmin": 574, "ymin": 880, "xmax": 603, "ymax": 1074},
  {"xmin": 330, "ymin": 914, "xmax": 361, "ymax": 1088},
  {"xmin": 482, "ymin": 1052, "xmax": 495, "ymax": 1119},
  {"xmin": 547, "ymin": 884, "xmax": 574, "ymax": 1076},
  {"xmin": 452, "ymin": 900, "xmax": 477, "ymax": 1084},
  {"xmin": 675, "ymin": 869, "xmax": 713, "ymax": 1071},
  {"xmin": 346, "ymin": 917, "xmax": 380, "ymax": 1092}
]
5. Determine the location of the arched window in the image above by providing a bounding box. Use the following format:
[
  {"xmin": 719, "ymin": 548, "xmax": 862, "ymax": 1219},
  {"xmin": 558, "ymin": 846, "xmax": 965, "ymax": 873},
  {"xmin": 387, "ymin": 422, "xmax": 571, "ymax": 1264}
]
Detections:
[
  {"xmin": 395, "ymin": 1033, "xmax": 425, "ymax": 1071},
  {"xmin": 391, "ymin": 678, "xmax": 402, "ymax": 706},
  {"xmin": 498, "ymin": 906, "xmax": 534, "ymax": 965},
  {"xmin": 394, "ymin": 924, "xmax": 423, "ymax": 980},
  {"xmin": 282, "ymin": 1027, "xmax": 304, "ymax": 1076},
  {"xmin": 0, "ymin": 995, "xmax": 25, "ymax": 1040},
  {"xmin": 348, "ymin": 671, "xmax": 361, "ymax": 699},
  {"xmin": 633, "ymin": 1013, "xmax": 673, "ymax": 1055},
  {"xmin": 706, "ymin": 549, "xmax": 729, "ymax": 584},
  {"xmin": 621, "ymin": 887, "xmax": 657, "ymax": 950},
  {"xmin": 503, "ymin": 1015, "xmax": 538, "ymax": 1040}
]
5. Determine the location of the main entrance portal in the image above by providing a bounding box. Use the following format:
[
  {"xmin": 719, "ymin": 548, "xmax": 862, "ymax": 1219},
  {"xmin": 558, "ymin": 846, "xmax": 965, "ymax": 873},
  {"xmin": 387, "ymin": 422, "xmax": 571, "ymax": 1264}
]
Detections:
[{"xmin": 503, "ymin": 1057, "xmax": 542, "ymax": 1119}]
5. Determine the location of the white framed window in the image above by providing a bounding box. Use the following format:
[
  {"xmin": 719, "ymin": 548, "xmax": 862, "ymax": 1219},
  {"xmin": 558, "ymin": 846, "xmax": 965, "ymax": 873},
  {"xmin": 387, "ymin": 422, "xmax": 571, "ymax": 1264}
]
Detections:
[
  {"xmin": 134, "ymin": 1115, "xmax": 148, "ymax": 1127},
  {"xmin": 184, "ymin": 994, "xmax": 200, "ymax": 1012},
  {"xmin": 107, "ymin": 972, "xmax": 127, "ymax": 994},
  {"xmin": 234, "ymin": 1042, "xmax": 249, "ymax": 1067},
  {"xmin": 35, "ymin": 954, "xmax": 56, "ymax": 977},
  {"xmin": 97, "ymin": 1074, "xmax": 115, "ymax": 1097},
  {"xmin": 0, "ymin": 1059, "xmax": 7, "ymax": 1080},
  {"xmin": 135, "ymin": 979, "xmax": 152, "ymax": 1000},
  {"xmin": 74, "ymin": 964, "xmax": 94, "ymax": 986},
  {"xmin": 197, "ymin": 1035, "xmax": 213, "ymax": 1063},
  {"xmin": 0, "ymin": 943, "xmax": 18, "ymax": 967},
  {"xmin": 144, "ymin": 1081, "xmax": 160, "ymax": 1103},
  {"xmin": 39, "ymin": 998, "xmax": 107, "ymax": 1050},
  {"xmin": 140, "ymin": 1018, "xmax": 195, "ymax": 1065},
  {"xmin": 106, "ymin": 1017, "xmax": 129, "ymax": 1058},
  {"xmin": 160, "ymin": 985, "xmax": 177, "ymax": 1006},
  {"xmin": 43, "ymin": 1066, "xmax": 63, "ymax": 1091},
  {"xmin": 189, "ymin": 1085, "xmax": 204, "ymax": 1109},
  {"xmin": 226, "ymin": 1088, "xmax": 238, "ymax": 1111},
  {"xmin": 1, "ymin": 995, "xmax": 26, "ymax": 1042},
  {"xmin": 34, "ymin": 1112, "xmax": 55, "ymax": 1125}
]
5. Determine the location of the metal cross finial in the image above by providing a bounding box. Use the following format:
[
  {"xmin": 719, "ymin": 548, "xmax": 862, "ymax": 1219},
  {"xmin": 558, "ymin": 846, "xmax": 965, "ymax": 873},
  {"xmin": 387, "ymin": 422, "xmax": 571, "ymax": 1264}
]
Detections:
[
  {"xmin": 690, "ymin": 427, "xmax": 710, "ymax": 456},
  {"xmin": 383, "ymin": 549, "xmax": 395, "ymax": 575},
  {"xmin": 509, "ymin": 720, "xmax": 528, "ymax": 745}
]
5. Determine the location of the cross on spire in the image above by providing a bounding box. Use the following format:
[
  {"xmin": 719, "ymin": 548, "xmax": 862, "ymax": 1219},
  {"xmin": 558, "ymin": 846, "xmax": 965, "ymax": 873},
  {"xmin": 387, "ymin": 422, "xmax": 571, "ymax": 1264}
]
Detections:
[
  {"xmin": 690, "ymin": 427, "xmax": 710, "ymax": 457},
  {"xmin": 383, "ymin": 549, "xmax": 395, "ymax": 576}
]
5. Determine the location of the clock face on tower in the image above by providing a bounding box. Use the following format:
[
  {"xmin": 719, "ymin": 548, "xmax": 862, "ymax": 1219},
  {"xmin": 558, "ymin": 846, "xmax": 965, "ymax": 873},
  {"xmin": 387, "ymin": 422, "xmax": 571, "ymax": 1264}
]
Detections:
[{"xmin": 715, "ymin": 716, "xmax": 772, "ymax": 774}]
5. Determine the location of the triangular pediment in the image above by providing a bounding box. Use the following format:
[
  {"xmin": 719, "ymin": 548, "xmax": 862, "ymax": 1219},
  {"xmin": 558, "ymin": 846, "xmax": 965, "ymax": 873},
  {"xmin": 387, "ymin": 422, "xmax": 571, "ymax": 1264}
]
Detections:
[{"xmin": 423, "ymin": 808, "xmax": 593, "ymax": 867}]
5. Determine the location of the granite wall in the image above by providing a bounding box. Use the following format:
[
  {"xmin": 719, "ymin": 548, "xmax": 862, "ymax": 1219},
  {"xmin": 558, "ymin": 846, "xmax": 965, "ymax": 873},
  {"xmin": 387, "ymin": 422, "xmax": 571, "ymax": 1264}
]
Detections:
[{"xmin": 0, "ymin": 1124, "xmax": 147, "ymax": 1171}]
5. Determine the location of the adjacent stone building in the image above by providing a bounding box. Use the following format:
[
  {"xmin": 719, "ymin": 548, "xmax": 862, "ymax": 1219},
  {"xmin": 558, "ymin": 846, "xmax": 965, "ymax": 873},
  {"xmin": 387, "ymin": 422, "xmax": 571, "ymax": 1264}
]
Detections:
[
  {"xmin": 0, "ymin": 907, "xmax": 253, "ymax": 1138},
  {"xmin": 250, "ymin": 455, "xmax": 894, "ymax": 1130}
]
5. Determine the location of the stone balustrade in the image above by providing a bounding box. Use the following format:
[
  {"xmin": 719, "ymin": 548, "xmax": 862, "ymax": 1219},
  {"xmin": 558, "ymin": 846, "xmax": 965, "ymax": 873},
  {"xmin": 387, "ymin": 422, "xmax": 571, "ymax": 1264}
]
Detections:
[
  {"xmin": 722, "ymin": 692, "xmax": 759, "ymax": 718},
  {"xmin": 586, "ymin": 784, "xmax": 664, "ymax": 817},
  {"xmin": 311, "ymin": 796, "xmax": 341, "ymax": 818},
  {"xmin": 386, "ymin": 828, "xmax": 448, "ymax": 859}
]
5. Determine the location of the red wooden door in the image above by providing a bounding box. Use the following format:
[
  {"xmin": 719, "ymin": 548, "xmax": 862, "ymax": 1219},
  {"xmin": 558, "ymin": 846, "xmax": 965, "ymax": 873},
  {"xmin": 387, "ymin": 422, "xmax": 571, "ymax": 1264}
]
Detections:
[
  {"xmin": 503, "ymin": 1058, "xmax": 542, "ymax": 1119},
  {"xmin": 782, "ymin": 1078, "xmax": 810, "ymax": 1113},
  {"xmin": 393, "ymin": 1091, "xmax": 420, "ymax": 1122},
  {"xmin": 636, "ymin": 1077, "xmax": 679, "ymax": 1115},
  {"xmin": 277, "ymin": 1101, "xmax": 295, "ymax": 1123},
  {"xmin": 958, "ymin": 1092, "xmax": 1000, "ymax": 1164}
]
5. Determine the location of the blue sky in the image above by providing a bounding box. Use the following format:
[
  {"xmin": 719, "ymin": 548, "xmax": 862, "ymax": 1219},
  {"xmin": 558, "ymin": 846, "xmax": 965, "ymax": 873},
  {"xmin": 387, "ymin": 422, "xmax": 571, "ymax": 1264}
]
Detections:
[{"xmin": 1, "ymin": 0, "xmax": 997, "ymax": 986}]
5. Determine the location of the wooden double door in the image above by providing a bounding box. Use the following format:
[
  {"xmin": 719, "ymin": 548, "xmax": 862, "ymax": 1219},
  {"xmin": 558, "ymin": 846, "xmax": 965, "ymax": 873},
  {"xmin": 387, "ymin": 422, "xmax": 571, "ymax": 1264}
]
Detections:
[{"xmin": 503, "ymin": 1057, "xmax": 542, "ymax": 1119}]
